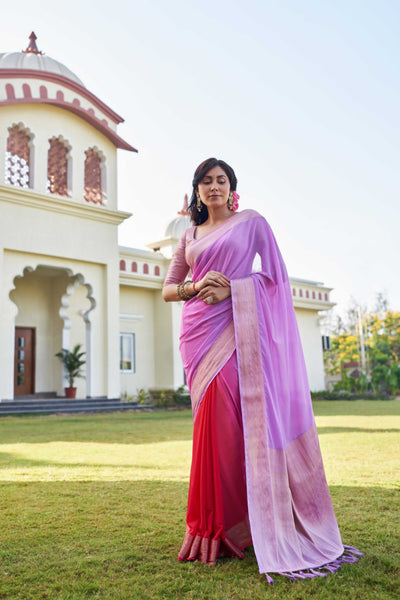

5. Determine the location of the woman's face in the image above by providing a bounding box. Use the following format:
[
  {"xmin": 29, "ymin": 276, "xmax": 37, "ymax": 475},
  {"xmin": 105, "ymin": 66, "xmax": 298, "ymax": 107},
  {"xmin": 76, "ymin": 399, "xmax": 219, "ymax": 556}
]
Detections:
[{"xmin": 197, "ymin": 166, "xmax": 230, "ymax": 210}]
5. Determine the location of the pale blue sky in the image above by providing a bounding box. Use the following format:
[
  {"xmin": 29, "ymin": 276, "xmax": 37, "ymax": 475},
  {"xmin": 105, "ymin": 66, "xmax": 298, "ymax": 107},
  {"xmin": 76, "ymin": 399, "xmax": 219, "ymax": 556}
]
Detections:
[{"xmin": 1, "ymin": 1, "xmax": 399, "ymax": 315}]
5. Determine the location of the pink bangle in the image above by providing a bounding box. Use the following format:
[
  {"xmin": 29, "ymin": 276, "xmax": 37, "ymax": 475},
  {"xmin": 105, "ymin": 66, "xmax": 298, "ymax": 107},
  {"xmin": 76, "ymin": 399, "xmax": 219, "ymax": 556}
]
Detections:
[{"xmin": 193, "ymin": 281, "xmax": 197, "ymax": 293}]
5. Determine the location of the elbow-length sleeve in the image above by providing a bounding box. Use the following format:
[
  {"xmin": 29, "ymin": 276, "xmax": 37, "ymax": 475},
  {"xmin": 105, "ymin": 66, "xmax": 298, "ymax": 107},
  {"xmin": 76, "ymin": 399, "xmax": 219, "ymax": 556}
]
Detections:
[{"xmin": 163, "ymin": 231, "xmax": 190, "ymax": 286}]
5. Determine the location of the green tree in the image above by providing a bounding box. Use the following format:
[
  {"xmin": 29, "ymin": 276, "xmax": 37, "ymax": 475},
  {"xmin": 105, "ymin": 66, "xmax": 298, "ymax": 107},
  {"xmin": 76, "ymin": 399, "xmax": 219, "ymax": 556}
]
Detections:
[{"xmin": 324, "ymin": 303, "xmax": 400, "ymax": 396}]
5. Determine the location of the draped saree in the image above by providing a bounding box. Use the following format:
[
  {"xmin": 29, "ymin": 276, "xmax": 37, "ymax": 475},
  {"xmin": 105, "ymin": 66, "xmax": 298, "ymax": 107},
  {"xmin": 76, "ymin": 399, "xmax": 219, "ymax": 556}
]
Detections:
[{"xmin": 163, "ymin": 209, "xmax": 362, "ymax": 581}]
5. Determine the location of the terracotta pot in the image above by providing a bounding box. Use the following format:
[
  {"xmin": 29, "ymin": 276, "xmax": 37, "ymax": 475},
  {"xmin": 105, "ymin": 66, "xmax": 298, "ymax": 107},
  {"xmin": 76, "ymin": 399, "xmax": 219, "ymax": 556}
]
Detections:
[{"xmin": 65, "ymin": 387, "xmax": 77, "ymax": 399}]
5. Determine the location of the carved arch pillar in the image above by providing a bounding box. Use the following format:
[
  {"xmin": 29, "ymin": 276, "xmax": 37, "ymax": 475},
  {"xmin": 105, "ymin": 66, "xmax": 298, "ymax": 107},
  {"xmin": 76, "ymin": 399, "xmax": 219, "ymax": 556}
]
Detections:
[{"xmin": 59, "ymin": 273, "xmax": 96, "ymax": 397}]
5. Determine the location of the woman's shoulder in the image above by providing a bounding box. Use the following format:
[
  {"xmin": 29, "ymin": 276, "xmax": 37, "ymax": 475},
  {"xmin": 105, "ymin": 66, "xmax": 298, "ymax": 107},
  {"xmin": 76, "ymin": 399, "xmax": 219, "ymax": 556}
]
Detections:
[
  {"xmin": 177, "ymin": 225, "xmax": 196, "ymax": 245},
  {"xmin": 239, "ymin": 208, "xmax": 262, "ymax": 218},
  {"xmin": 237, "ymin": 208, "xmax": 267, "ymax": 223},
  {"xmin": 184, "ymin": 225, "xmax": 196, "ymax": 238}
]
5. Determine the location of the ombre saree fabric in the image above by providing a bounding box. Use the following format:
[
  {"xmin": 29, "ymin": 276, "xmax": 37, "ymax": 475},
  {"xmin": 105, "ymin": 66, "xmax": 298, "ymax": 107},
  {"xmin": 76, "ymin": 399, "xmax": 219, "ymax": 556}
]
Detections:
[{"xmin": 164, "ymin": 209, "xmax": 361, "ymax": 581}]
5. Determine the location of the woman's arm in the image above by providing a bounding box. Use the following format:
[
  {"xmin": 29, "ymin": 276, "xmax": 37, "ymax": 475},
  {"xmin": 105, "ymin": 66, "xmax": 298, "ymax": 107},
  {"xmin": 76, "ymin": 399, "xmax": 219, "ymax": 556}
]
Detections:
[
  {"xmin": 162, "ymin": 230, "xmax": 232, "ymax": 304},
  {"xmin": 163, "ymin": 271, "xmax": 231, "ymax": 303},
  {"xmin": 162, "ymin": 233, "xmax": 190, "ymax": 302},
  {"xmin": 162, "ymin": 281, "xmax": 197, "ymax": 302}
]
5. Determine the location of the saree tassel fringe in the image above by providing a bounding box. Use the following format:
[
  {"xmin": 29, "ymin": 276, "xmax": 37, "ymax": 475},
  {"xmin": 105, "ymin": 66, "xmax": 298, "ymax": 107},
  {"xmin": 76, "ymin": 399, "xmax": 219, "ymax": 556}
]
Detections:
[
  {"xmin": 178, "ymin": 531, "xmax": 244, "ymax": 565},
  {"xmin": 264, "ymin": 545, "xmax": 364, "ymax": 584}
]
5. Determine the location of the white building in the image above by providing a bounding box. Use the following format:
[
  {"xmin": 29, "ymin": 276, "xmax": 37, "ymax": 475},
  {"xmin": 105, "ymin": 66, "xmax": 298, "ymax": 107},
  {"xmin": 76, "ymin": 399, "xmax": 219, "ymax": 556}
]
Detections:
[{"xmin": 0, "ymin": 34, "xmax": 333, "ymax": 402}]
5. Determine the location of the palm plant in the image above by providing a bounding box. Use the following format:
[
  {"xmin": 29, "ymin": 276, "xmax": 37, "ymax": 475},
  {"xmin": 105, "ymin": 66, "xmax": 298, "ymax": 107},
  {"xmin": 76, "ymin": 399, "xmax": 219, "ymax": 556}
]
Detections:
[{"xmin": 55, "ymin": 344, "xmax": 86, "ymax": 388}]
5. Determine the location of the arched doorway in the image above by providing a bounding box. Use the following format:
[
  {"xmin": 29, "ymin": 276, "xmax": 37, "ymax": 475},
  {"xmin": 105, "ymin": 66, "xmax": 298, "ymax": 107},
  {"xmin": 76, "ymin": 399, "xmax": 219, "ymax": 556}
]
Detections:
[{"xmin": 10, "ymin": 265, "xmax": 95, "ymax": 398}]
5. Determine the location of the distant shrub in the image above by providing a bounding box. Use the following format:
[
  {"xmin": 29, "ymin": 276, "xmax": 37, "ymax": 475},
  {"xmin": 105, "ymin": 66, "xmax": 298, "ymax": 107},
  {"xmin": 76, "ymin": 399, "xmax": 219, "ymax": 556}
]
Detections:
[{"xmin": 311, "ymin": 390, "xmax": 392, "ymax": 401}]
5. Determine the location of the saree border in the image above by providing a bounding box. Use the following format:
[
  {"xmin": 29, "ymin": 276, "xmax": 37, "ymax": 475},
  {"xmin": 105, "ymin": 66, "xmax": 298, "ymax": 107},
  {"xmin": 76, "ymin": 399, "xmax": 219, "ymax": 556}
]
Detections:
[
  {"xmin": 231, "ymin": 277, "xmax": 277, "ymax": 569},
  {"xmin": 232, "ymin": 276, "xmax": 346, "ymax": 574},
  {"xmin": 190, "ymin": 321, "xmax": 236, "ymax": 420}
]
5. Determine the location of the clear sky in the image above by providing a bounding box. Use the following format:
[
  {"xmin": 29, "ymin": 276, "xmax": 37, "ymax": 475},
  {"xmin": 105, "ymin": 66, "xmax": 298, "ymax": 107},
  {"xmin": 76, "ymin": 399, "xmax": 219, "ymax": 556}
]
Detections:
[{"xmin": 1, "ymin": 0, "xmax": 399, "ymax": 316}]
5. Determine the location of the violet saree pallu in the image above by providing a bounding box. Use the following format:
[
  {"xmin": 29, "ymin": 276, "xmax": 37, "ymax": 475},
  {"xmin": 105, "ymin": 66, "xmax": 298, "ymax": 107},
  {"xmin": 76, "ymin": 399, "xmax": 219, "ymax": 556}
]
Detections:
[{"xmin": 164, "ymin": 209, "xmax": 362, "ymax": 581}]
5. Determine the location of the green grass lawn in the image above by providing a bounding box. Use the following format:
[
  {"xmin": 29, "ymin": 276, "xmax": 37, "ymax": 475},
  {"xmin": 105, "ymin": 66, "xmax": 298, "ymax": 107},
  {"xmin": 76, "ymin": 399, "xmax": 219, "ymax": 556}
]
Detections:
[{"xmin": 0, "ymin": 401, "xmax": 399, "ymax": 600}]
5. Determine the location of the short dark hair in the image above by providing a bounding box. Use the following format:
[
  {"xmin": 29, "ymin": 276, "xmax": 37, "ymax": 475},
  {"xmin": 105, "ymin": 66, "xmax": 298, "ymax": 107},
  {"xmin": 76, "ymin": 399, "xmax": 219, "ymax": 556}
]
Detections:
[{"xmin": 188, "ymin": 158, "xmax": 238, "ymax": 225}]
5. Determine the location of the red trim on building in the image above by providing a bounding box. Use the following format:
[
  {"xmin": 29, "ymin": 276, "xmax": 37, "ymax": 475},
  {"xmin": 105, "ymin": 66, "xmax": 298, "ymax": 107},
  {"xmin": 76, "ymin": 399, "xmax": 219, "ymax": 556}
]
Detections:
[
  {"xmin": 0, "ymin": 68, "xmax": 124, "ymax": 123},
  {"xmin": 0, "ymin": 96, "xmax": 137, "ymax": 152},
  {"xmin": 143, "ymin": 263, "xmax": 149, "ymax": 275},
  {"xmin": 6, "ymin": 83, "xmax": 15, "ymax": 99},
  {"xmin": 119, "ymin": 260, "xmax": 126, "ymax": 271},
  {"xmin": 22, "ymin": 83, "xmax": 32, "ymax": 98}
]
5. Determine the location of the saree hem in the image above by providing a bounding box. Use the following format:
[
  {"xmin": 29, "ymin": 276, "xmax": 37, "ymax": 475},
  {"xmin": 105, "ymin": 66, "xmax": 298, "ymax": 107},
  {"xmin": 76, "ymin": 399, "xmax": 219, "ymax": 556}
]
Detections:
[
  {"xmin": 178, "ymin": 531, "xmax": 246, "ymax": 565},
  {"xmin": 263, "ymin": 545, "xmax": 364, "ymax": 584}
]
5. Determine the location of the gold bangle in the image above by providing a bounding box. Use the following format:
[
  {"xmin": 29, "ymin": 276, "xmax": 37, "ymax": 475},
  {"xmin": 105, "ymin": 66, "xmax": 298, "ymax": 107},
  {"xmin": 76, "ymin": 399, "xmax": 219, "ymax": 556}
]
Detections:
[
  {"xmin": 181, "ymin": 280, "xmax": 192, "ymax": 301},
  {"xmin": 177, "ymin": 279, "xmax": 197, "ymax": 301}
]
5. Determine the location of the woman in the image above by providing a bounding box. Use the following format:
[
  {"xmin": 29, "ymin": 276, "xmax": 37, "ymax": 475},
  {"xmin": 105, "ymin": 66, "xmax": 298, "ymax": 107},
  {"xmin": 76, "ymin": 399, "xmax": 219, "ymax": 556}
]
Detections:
[{"xmin": 162, "ymin": 158, "xmax": 361, "ymax": 582}]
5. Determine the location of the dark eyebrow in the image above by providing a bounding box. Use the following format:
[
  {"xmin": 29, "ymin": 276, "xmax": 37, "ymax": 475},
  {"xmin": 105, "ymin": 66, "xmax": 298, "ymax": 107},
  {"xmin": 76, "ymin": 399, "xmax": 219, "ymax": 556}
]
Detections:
[{"xmin": 203, "ymin": 175, "xmax": 226, "ymax": 180}]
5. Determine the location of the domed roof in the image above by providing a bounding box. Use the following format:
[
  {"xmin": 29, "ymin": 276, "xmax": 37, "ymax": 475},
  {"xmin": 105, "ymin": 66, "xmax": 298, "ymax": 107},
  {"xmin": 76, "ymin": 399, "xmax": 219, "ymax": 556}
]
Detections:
[
  {"xmin": 164, "ymin": 214, "xmax": 192, "ymax": 240},
  {"xmin": 0, "ymin": 32, "xmax": 85, "ymax": 87},
  {"xmin": 164, "ymin": 194, "xmax": 192, "ymax": 239}
]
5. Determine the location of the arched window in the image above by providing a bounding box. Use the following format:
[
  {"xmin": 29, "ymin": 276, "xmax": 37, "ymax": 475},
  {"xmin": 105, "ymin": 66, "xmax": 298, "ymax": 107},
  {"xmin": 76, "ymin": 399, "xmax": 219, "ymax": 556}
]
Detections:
[
  {"xmin": 131, "ymin": 262, "xmax": 137, "ymax": 273},
  {"xmin": 5, "ymin": 124, "xmax": 33, "ymax": 188},
  {"xmin": 84, "ymin": 148, "xmax": 103, "ymax": 204},
  {"xmin": 120, "ymin": 260, "xmax": 126, "ymax": 271},
  {"xmin": 154, "ymin": 265, "xmax": 160, "ymax": 276},
  {"xmin": 292, "ymin": 288, "xmax": 296, "ymax": 296},
  {"xmin": 318, "ymin": 292, "xmax": 322, "ymax": 300},
  {"xmin": 299, "ymin": 289, "xmax": 303, "ymax": 298},
  {"xmin": 324, "ymin": 293, "xmax": 328, "ymax": 301},
  {"xmin": 305, "ymin": 290, "xmax": 309, "ymax": 298},
  {"xmin": 47, "ymin": 137, "xmax": 69, "ymax": 196},
  {"xmin": 143, "ymin": 263, "xmax": 149, "ymax": 275},
  {"xmin": 312, "ymin": 291, "xmax": 316, "ymax": 299}
]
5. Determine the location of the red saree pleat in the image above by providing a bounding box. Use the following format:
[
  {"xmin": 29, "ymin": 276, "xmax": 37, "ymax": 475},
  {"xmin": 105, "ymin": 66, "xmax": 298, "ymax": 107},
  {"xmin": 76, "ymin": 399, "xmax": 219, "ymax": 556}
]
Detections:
[{"xmin": 178, "ymin": 353, "xmax": 251, "ymax": 565}]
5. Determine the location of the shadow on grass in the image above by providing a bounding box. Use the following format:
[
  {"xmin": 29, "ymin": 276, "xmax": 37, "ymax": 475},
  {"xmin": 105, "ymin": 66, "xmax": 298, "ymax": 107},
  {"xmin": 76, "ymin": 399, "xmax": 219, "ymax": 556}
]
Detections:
[
  {"xmin": 0, "ymin": 481, "xmax": 398, "ymax": 600},
  {"xmin": 0, "ymin": 451, "xmax": 187, "ymax": 472},
  {"xmin": 312, "ymin": 399, "xmax": 400, "ymax": 417},
  {"xmin": 317, "ymin": 427, "xmax": 400, "ymax": 435},
  {"xmin": 0, "ymin": 411, "xmax": 195, "ymax": 445}
]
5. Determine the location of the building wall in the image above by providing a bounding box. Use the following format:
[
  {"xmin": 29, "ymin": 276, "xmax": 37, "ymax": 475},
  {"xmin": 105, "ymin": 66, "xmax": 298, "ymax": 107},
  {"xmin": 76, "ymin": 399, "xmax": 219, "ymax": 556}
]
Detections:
[
  {"xmin": 0, "ymin": 247, "xmax": 113, "ymax": 399},
  {"xmin": 119, "ymin": 286, "xmax": 156, "ymax": 394},
  {"xmin": 0, "ymin": 104, "xmax": 117, "ymax": 207},
  {"xmin": 295, "ymin": 308, "xmax": 325, "ymax": 391},
  {"xmin": 0, "ymin": 100, "xmax": 125, "ymax": 400},
  {"xmin": 153, "ymin": 294, "xmax": 184, "ymax": 388}
]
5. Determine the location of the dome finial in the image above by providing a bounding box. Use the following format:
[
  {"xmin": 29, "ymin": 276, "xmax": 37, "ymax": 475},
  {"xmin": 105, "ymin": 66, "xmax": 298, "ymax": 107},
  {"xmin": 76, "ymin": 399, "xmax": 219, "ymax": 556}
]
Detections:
[
  {"xmin": 22, "ymin": 32, "xmax": 44, "ymax": 55},
  {"xmin": 177, "ymin": 194, "xmax": 190, "ymax": 216}
]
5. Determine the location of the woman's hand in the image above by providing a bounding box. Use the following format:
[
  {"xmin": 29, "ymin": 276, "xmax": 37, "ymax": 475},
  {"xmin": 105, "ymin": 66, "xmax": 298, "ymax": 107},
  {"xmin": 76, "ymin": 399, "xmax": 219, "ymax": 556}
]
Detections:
[
  {"xmin": 196, "ymin": 270, "xmax": 230, "ymax": 292},
  {"xmin": 198, "ymin": 284, "xmax": 231, "ymax": 305}
]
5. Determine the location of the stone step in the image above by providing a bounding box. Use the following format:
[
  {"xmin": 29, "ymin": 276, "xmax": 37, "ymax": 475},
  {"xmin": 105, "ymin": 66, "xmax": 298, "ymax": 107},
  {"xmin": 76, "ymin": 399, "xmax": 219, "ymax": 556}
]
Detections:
[
  {"xmin": 1, "ymin": 398, "xmax": 127, "ymax": 407},
  {"xmin": 16, "ymin": 392, "xmax": 58, "ymax": 400},
  {"xmin": 0, "ymin": 398, "xmax": 153, "ymax": 415}
]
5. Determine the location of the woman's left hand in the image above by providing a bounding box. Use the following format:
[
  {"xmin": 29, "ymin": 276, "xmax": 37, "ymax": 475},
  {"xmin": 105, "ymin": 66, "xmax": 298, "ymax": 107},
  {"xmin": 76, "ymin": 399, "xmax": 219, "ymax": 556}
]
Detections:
[{"xmin": 198, "ymin": 284, "xmax": 231, "ymax": 305}]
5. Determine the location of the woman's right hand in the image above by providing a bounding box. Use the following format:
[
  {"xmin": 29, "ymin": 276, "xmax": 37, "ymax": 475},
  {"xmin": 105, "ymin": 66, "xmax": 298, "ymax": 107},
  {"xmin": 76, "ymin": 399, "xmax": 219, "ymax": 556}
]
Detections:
[{"xmin": 196, "ymin": 271, "xmax": 230, "ymax": 291}]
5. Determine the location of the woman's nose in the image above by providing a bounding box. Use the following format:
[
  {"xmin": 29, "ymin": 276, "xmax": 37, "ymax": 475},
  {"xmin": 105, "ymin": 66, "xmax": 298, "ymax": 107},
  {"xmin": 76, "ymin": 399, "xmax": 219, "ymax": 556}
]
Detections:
[{"xmin": 211, "ymin": 180, "xmax": 218, "ymax": 190}]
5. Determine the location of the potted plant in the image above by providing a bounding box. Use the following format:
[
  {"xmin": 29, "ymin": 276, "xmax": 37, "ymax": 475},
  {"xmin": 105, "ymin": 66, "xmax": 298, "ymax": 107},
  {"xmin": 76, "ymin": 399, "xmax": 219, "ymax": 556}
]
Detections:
[{"xmin": 55, "ymin": 344, "xmax": 86, "ymax": 399}]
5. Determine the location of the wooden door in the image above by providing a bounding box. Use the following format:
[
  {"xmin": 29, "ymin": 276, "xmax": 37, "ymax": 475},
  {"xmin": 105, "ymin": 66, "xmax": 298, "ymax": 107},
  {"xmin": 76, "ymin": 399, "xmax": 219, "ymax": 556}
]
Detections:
[{"xmin": 14, "ymin": 327, "xmax": 35, "ymax": 396}]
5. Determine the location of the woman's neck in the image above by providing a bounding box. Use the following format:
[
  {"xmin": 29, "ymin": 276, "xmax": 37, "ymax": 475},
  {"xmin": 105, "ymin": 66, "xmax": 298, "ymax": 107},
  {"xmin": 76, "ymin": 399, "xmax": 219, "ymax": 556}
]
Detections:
[{"xmin": 204, "ymin": 206, "xmax": 234, "ymax": 226}]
